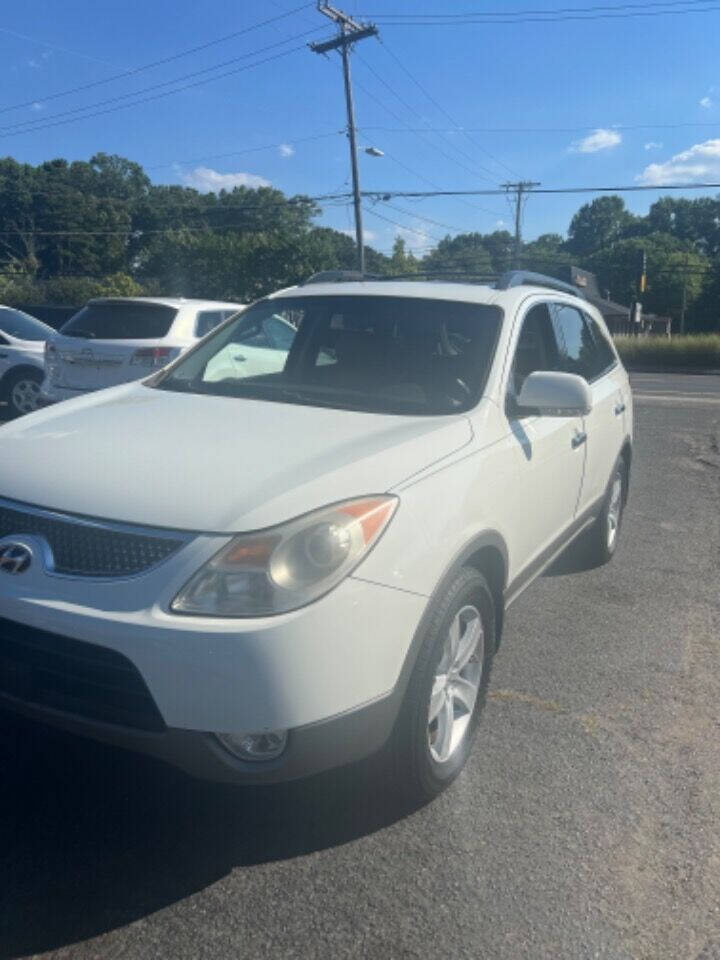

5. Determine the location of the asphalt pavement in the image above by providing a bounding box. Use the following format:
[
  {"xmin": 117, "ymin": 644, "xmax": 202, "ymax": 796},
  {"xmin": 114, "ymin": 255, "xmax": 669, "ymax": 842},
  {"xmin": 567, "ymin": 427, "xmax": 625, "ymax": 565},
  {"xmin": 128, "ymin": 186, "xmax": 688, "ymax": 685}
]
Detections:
[{"xmin": 1, "ymin": 372, "xmax": 719, "ymax": 960}]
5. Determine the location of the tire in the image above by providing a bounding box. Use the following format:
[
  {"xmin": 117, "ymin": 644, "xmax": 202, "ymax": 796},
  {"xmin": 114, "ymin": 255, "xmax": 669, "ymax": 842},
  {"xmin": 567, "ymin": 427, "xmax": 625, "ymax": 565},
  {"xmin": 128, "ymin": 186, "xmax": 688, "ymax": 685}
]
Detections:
[
  {"xmin": 5, "ymin": 368, "xmax": 43, "ymax": 418},
  {"xmin": 586, "ymin": 456, "xmax": 627, "ymax": 566},
  {"xmin": 389, "ymin": 567, "xmax": 496, "ymax": 805}
]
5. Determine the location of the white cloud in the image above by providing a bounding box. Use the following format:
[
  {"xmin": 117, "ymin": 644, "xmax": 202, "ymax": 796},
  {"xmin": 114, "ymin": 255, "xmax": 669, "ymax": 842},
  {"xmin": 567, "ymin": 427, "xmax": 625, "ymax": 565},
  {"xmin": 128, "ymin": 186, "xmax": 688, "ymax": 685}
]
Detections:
[
  {"xmin": 570, "ymin": 128, "xmax": 622, "ymax": 153},
  {"xmin": 278, "ymin": 143, "xmax": 294, "ymax": 158},
  {"xmin": 495, "ymin": 219, "xmax": 506, "ymax": 228},
  {"xmin": 636, "ymin": 138, "xmax": 720, "ymax": 185},
  {"xmin": 31, "ymin": 101, "xmax": 43, "ymax": 111},
  {"xmin": 27, "ymin": 58, "xmax": 40, "ymax": 69},
  {"xmin": 644, "ymin": 141, "xmax": 662, "ymax": 151},
  {"xmin": 180, "ymin": 166, "xmax": 270, "ymax": 192},
  {"xmin": 340, "ymin": 228, "xmax": 377, "ymax": 242},
  {"xmin": 699, "ymin": 96, "xmax": 713, "ymax": 109}
]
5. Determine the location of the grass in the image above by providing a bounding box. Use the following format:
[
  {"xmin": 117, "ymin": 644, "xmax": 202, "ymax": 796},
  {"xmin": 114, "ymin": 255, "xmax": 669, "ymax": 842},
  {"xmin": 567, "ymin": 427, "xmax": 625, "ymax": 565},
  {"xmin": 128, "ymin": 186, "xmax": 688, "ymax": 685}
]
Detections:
[{"xmin": 614, "ymin": 334, "xmax": 720, "ymax": 370}]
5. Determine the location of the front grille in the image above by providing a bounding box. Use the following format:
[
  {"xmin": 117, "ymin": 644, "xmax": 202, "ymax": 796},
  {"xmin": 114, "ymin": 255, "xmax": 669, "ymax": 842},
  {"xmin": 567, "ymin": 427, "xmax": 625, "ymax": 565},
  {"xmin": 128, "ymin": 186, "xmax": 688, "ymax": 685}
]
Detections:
[
  {"xmin": 0, "ymin": 502, "xmax": 186, "ymax": 577},
  {"xmin": 0, "ymin": 616, "xmax": 166, "ymax": 731}
]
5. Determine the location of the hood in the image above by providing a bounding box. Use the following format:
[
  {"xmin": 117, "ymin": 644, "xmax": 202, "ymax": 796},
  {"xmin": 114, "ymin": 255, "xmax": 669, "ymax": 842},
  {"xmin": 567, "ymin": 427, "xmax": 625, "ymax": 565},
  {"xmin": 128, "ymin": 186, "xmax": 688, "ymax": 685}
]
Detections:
[{"xmin": 0, "ymin": 383, "xmax": 473, "ymax": 531}]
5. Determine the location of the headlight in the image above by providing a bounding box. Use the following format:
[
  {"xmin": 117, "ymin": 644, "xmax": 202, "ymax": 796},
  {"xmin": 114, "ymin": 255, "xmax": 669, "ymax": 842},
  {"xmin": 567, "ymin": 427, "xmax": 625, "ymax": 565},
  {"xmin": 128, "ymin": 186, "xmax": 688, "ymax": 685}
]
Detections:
[{"xmin": 171, "ymin": 495, "xmax": 398, "ymax": 617}]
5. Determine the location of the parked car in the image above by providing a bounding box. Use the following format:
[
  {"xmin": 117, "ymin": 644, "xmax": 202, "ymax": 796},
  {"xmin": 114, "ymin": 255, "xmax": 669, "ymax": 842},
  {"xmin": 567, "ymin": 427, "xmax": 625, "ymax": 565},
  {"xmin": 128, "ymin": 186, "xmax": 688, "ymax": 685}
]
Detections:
[
  {"xmin": 0, "ymin": 306, "xmax": 55, "ymax": 418},
  {"xmin": 41, "ymin": 296, "xmax": 244, "ymax": 404},
  {"xmin": 0, "ymin": 272, "xmax": 632, "ymax": 804}
]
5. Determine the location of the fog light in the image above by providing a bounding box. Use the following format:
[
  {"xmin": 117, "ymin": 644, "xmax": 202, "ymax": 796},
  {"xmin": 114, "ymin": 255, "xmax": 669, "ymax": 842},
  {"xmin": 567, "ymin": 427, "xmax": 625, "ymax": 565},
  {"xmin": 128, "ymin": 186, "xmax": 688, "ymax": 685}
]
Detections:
[{"xmin": 215, "ymin": 730, "xmax": 288, "ymax": 762}]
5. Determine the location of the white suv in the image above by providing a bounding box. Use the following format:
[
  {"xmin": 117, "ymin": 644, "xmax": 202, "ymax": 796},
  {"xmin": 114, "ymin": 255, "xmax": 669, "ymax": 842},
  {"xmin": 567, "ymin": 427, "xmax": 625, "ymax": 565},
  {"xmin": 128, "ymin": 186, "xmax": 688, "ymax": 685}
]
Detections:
[
  {"xmin": 41, "ymin": 296, "xmax": 244, "ymax": 404},
  {"xmin": 0, "ymin": 272, "xmax": 632, "ymax": 802}
]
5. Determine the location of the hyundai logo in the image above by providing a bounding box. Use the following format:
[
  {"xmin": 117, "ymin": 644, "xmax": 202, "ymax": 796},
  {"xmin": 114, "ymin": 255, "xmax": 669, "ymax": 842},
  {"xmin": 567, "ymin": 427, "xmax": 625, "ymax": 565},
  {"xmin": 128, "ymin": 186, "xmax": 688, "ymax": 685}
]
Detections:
[{"xmin": 0, "ymin": 543, "xmax": 33, "ymax": 575}]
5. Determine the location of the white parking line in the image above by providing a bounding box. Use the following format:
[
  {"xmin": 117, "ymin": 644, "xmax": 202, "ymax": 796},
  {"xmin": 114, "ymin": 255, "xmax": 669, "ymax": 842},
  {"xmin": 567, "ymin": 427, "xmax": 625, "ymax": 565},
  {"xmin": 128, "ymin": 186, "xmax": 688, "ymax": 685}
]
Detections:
[{"xmin": 634, "ymin": 392, "xmax": 720, "ymax": 405}]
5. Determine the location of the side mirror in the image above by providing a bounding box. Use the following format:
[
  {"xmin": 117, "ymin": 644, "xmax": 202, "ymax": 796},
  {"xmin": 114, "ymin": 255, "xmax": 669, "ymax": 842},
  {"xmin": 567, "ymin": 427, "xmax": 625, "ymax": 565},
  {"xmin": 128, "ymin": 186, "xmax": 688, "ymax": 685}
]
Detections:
[{"xmin": 515, "ymin": 371, "xmax": 592, "ymax": 417}]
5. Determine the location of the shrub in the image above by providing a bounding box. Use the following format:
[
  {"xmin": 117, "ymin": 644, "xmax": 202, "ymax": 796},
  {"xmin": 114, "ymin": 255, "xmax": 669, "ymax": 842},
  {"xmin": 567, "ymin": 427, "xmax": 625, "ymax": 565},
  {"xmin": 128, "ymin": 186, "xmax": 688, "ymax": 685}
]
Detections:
[{"xmin": 614, "ymin": 334, "xmax": 720, "ymax": 369}]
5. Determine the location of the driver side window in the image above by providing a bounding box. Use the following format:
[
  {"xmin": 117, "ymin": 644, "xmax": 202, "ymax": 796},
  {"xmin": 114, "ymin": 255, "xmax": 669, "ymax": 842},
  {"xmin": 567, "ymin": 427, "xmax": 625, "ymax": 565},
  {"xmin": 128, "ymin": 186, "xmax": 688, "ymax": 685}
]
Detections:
[{"xmin": 510, "ymin": 302, "xmax": 558, "ymax": 398}]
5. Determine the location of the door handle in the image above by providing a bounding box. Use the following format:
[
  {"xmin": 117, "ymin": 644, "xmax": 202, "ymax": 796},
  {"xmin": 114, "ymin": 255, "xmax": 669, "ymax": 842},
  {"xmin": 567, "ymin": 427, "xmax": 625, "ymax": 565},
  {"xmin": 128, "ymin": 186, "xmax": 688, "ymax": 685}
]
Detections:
[
  {"xmin": 571, "ymin": 431, "xmax": 587, "ymax": 449},
  {"xmin": 614, "ymin": 402, "xmax": 626, "ymax": 416}
]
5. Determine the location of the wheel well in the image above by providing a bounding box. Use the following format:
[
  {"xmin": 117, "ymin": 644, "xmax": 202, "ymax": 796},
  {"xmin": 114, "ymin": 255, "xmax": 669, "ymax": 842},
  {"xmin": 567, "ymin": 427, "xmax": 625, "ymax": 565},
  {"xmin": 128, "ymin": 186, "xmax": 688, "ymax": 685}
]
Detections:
[
  {"xmin": 464, "ymin": 544, "xmax": 507, "ymax": 648},
  {"xmin": 0, "ymin": 364, "xmax": 43, "ymax": 398}
]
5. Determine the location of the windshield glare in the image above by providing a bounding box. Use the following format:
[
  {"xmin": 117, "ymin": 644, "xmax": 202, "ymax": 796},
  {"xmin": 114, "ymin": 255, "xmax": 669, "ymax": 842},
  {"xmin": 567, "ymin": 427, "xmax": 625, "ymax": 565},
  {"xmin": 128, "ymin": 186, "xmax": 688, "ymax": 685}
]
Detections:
[
  {"xmin": 0, "ymin": 307, "xmax": 54, "ymax": 341},
  {"xmin": 154, "ymin": 295, "xmax": 502, "ymax": 415}
]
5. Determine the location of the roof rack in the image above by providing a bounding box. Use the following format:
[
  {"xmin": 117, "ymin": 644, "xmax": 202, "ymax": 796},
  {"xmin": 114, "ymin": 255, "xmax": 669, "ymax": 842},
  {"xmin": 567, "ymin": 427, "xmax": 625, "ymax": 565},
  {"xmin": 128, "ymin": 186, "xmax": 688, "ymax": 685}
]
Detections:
[
  {"xmin": 302, "ymin": 270, "xmax": 498, "ymax": 285},
  {"xmin": 496, "ymin": 270, "xmax": 586, "ymax": 299}
]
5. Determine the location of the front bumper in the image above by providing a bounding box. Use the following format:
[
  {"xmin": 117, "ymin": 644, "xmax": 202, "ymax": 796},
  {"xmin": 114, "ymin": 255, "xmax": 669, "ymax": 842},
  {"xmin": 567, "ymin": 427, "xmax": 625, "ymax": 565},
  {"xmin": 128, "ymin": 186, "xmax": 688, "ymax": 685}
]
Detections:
[
  {"xmin": 0, "ymin": 679, "xmax": 401, "ymax": 785},
  {"xmin": 0, "ymin": 571, "xmax": 426, "ymax": 782}
]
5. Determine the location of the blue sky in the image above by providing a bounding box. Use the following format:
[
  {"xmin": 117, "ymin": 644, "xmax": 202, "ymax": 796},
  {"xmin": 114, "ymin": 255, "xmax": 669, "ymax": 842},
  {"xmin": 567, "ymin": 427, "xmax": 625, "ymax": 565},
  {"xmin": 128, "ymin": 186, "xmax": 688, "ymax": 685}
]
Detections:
[{"xmin": 2, "ymin": 0, "xmax": 720, "ymax": 255}]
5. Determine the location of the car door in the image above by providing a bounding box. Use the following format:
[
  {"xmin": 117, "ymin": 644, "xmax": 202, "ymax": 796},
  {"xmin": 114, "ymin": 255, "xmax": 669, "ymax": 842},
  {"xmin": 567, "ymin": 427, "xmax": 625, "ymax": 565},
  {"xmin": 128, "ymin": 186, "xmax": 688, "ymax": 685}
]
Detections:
[
  {"xmin": 548, "ymin": 302, "xmax": 626, "ymax": 513},
  {"xmin": 503, "ymin": 301, "xmax": 587, "ymax": 573}
]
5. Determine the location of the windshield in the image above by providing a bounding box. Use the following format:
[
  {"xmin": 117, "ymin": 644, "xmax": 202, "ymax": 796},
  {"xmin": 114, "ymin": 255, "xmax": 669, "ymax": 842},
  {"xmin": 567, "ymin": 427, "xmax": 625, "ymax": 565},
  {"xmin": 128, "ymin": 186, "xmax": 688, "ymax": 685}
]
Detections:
[
  {"xmin": 0, "ymin": 307, "xmax": 54, "ymax": 341},
  {"xmin": 154, "ymin": 295, "xmax": 502, "ymax": 415},
  {"xmin": 61, "ymin": 302, "xmax": 178, "ymax": 340}
]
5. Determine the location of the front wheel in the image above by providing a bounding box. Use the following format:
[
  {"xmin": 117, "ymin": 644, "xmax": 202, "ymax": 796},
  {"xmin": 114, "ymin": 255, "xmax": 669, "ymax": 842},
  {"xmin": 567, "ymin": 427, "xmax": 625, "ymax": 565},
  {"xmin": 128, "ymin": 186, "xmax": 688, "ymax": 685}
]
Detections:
[
  {"xmin": 389, "ymin": 567, "xmax": 496, "ymax": 805},
  {"xmin": 6, "ymin": 369, "xmax": 43, "ymax": 418}
]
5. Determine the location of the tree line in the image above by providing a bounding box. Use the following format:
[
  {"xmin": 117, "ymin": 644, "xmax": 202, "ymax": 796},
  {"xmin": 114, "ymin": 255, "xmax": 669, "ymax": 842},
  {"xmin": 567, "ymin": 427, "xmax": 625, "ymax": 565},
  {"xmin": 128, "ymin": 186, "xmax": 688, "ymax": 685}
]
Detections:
[{"xmin": 0, "ymin": 153, "xmax": 718, "ymax": 331}]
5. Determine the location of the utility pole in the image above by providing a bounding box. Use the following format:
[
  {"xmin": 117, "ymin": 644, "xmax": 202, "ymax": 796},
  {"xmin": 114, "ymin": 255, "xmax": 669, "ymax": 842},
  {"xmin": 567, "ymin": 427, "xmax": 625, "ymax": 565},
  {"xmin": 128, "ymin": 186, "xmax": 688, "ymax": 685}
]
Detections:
[
  {"xmin": 680, "ymin": 254, "xmax": 688, "ymax": 335},
  {"xmin": 502, "ymin": 180, "xmax": 541, "ymax": 268},
  {"xmin": 311, "ymin": 4, "xmax": 378, "ymax": 273}
]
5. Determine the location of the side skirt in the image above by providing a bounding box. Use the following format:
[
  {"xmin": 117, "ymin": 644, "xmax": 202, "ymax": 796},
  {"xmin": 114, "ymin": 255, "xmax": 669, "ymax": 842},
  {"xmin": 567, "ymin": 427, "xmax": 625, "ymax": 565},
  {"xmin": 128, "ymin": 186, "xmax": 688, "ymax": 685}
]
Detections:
[{"xmin": 503, "ymin": 496, "xmax": 604, "ymax": 609}]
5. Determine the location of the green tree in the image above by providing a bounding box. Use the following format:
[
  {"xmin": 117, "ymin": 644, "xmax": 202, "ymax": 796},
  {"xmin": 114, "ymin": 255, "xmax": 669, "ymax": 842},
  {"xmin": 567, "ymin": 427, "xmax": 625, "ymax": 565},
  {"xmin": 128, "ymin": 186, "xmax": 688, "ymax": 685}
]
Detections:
[
  {"xmin": 422, "ymin": 233, "xmax": 493, "ymax": 276},
  {"xmin": 520, "ymin": 233, "xmax": 572, "ymax": 276},
  {"xmin": 647, "ymin": 196, "xmax": 720, "ymax": 255},
  {"xmin": 586, "ymin": 232, "xmax": 711, "ymax": 324},
  {"xmin": 387, "ymin": 236, "xmax": 418, "ymax": 275},
  {"xmin": 567, "ymin": 196, "xmax": 635, "ymax": 257}
]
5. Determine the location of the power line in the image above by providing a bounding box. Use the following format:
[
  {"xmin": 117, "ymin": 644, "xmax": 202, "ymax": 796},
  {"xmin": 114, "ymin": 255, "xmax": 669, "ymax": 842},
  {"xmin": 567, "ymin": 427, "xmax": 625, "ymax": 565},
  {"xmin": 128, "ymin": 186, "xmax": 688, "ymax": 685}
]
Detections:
[
  {"xmin": 362, "ymin": 0, "xmax": 720, "ymax": 25},
  {"xmin": 0, "ymin": 4, "xmax": 316, "ymax": 116},
  {"xmin": 354, "ymin": 51, "xmax": 500, "ymax": 184},
  {"xmin": 376, "ymin": 39, "xmax": 522, "ymax": 180},
  {"xmin": 146, "ymin": 130, "xmax": 343, "ymax": 171},
  {"xmin": 0, "ymin": 192, "xmax": 352, "ymax": 235},
  {"xmin": 0, "ymin": 31, "xmax": 321, "ymax": 137},
  {"xmin": 363, "ymin": 204, "xmax": 446, "ymax": 243},
  {"xmin": 374, "ymin": 199, "xmax": 467, "ymax": 234},
  {"xmin": 356, "ymin": 0, "xmax": 714, "ymax": 17},
  {"xmin": 353, "ymin": 77, "xmax": 507, "ymax": 217},
  {"xmin": 359, "ymin": 181, "xmax": 720, "ymax": 198}
]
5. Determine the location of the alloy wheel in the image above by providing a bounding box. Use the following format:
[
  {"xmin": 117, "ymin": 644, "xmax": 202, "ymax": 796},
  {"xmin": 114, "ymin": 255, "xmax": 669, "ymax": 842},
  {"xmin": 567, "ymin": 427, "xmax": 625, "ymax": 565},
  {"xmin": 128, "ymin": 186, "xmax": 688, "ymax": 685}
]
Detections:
[
  {"xmin": 607, "ymin": 471, "xmax": 623, "ymax": 550},
  {"xmin": 427, "ymin": 604, "xmax": 484, "ymax": 764},
  {"xmin": 11, "ymin": 378, "xmax": 41, "ymax": 415}
]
